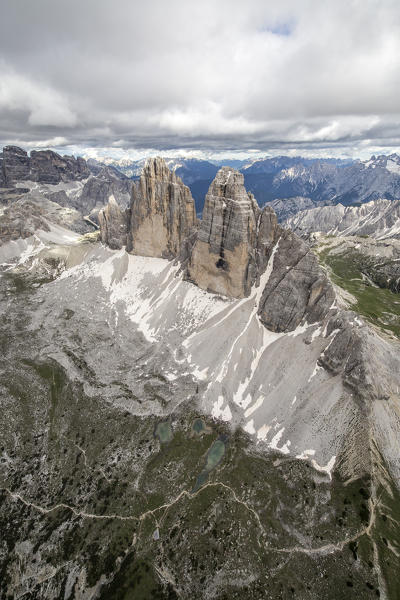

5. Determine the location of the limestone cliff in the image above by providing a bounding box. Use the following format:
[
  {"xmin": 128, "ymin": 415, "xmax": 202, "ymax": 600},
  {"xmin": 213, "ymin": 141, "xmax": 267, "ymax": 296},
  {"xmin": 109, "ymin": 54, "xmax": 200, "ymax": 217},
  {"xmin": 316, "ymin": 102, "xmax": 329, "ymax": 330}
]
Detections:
[
  {"xmin": 186, "ymin": 167, "xmax": 259, "ymax": 298},
  {"xmin": 127, "ymin": 157, "xmax": 196, "ymax": 258},
  {"xmin": 29, "ymin": 150, "xmax": 89, "ymax": 184},
  {"xmin": 76, "ymin": 166, "xmax": 132, "ymax": 218},
  {"xmin": 1, "ymin": 145, "xmax": 90, "ymax": 185},
  {"xmin": 98, "ymin": 195, "xmax": 128, "ymax": 249},
  {"xmin": 257, "ymin": 228, "xmax": 335, "ymax": 332},
  {"xmin": 186, "ymin": 167, "xmax": 335, "ymax": 332},
  {"xmin": 98, "ymin": 162, "xmax": 335, "ymax": 333},
  {"xmin": 2, "ymin": 146, "xmax": 30, "ymax": 183}
]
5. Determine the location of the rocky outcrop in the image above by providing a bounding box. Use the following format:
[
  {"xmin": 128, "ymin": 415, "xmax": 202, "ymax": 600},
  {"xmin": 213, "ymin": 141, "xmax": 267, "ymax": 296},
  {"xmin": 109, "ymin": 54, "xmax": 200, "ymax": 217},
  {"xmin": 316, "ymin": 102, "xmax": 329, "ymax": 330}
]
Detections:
[
  {"xmin": 97, "ymin": 162, "xmax": 335, "ymax": 332},
  {"xmin": 40, "ymin": 166, "xmax": 132, "ymax": 227},
  {"xmin": 0, "ymin": 194, "xmax": 94, "ymax": 243},
  {"xmin": 0, "ymin": 153, "xmax": 5, "ymax": 185},
  {"xmin": 0, "ymin": 200, "xmax": 50, "ymax": 244},
  {"xmin": 29, "ymin": 150, "xmax": 89, "ymax": 184},
  {"xmin": 186, "ymin": 167, "xmax": 260, "ymax": 298},
  {"xmin": 320, "ymin": 313, "xmax": 400, "ymax": 401},
  {"xmin": 186, "ymin": 167, "xmax": 335, "ymax": 331},
  {"xmin": 2, "ymin": 146, "xmax": 30, "ymax": 183},
  {"xmin": 265, "ymin": 196, "xmax": 317, "ymax": 222},
  {"xmin": 285, "ymin": 198, "xmax": 400, "ymax": 240},
  {"xmin": 255, "ymin": 205, "xmax": 280, "ymax": 272},
  {"xmin": 1, "ymin": 146, "xmax": 90, "ymax": 185},
  {"xmin": 98, "ymin": 196, "xmax": 128, "ymax": 249},
  {"xmin": 77, "ymin": 167, "xmax": 132, "ymax": 218},
  {"xmin": 0, "ymin": 147, "xmax": 134, "ymax": 244},
  {"xmin": 257, "ymin": 229, "xmax": 335, "ymax": 332},
  {"xmin": 127, "ymin": 157, "xmax": 196, "ymax": 258}
]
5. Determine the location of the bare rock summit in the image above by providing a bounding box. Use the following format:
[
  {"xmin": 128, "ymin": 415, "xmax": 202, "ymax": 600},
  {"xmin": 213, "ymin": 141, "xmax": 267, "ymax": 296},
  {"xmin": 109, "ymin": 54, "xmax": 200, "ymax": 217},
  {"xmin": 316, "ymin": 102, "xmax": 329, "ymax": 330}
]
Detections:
[
  {"xmin": 127, "ymin": 157, "xmax": 196, "ymax": 258},
  {"xmin": 186, "ymin": 167, "xmax": 259, "ymax": 298}
]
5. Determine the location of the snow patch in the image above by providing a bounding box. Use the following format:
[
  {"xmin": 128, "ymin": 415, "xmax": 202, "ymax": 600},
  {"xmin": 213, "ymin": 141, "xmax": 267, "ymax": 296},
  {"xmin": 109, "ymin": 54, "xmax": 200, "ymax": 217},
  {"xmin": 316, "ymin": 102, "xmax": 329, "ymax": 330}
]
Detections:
[
  {"xmin": 212, "ymin": 396, "xmax": 232, "ymax": 422},
  {"xmin": 257, "ymin": 424, "xmax": 271, "ymax": 441},
  {"xmin": 311, "ymin": 455, "xmax": 336, "ymax": 479},
  {"xmin": 296, "ymin": 448, "xmax": 316, "ymax": 459},
  {"xmin": 244, "ymin": 419, "xmax": 256, "ymax": 435},
  {"xmin": 308, "ymin": 362, "xmax": 323, "ymax": 382}
]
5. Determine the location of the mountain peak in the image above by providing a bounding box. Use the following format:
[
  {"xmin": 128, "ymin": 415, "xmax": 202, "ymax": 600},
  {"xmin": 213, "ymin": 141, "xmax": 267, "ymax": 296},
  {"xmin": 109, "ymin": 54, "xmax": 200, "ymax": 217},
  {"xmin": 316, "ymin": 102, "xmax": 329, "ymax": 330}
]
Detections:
[
  {"xmin": 143, "ymin": 156, "xmax": 175, "ymax": 181},
  {"xmin": 126, "ymin": 158, "xmax": 196, "ymax": 258}
]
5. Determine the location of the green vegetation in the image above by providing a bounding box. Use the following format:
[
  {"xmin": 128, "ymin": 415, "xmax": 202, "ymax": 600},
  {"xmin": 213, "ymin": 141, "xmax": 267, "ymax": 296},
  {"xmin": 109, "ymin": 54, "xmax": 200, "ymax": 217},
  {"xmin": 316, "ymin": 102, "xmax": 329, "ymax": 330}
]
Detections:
[
  {"xmin": 1, "ymin": 268, "xmax": 399, "ymax": 599},
  {"xmin": 317, "ymin": 246, "xmax": 400, "ymax": 337}
]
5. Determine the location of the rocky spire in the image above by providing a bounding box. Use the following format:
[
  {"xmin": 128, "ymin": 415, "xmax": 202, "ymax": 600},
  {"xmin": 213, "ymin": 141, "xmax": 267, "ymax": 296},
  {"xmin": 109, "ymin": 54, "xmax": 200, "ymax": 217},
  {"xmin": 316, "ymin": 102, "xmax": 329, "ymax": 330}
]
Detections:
[
  {"xmin": 186, "ymin": 166, "xmax": 335, "ymax": 331},
  {"xmin": 127, "ymin": 157, "xmax": 196, "ymax": 258},
  {"xmin": 186, "ymin": 167, "xmax": 259, "ymax": 298},
  {"xmin": 98, "ymin": 195, "xmax": 128, "ymax": 249},
  {"xmin": 98, "ymin": 160, "xmax": 335, "ymax": 333}
]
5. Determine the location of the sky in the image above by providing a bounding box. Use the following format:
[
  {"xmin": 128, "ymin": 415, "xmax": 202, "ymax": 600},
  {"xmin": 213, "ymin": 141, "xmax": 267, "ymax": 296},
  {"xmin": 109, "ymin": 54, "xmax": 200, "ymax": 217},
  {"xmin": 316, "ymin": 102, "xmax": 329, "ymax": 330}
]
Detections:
[{"xmin": 1, "ymin": 0, "xmax": 400, "ymax": 161}]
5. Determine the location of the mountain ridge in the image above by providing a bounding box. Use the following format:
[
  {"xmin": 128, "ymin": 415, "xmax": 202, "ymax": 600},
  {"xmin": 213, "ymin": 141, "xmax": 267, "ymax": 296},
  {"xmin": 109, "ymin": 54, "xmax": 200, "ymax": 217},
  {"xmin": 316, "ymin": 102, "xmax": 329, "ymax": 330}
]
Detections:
[
  {"xmin": 1, "ymin": 153, "xmax": 400, "ymax": 598},
  {"xmin": 284, "ymin": 198, "xmax": 400, "ymax": 239},
  {"xmin": 93, "ymin": 152, "xmax": 400, "ymax": 215}
]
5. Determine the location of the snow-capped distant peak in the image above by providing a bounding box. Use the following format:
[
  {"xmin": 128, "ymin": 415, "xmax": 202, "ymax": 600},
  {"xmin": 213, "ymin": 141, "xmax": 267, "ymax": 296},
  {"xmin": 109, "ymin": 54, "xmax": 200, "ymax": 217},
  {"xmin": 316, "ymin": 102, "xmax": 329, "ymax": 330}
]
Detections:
[
  {"xmin": 386, "ymin": 158, "xmax": 400, "ymax": 174},
  {"xmin": 362, "ymin": 153, "xmax": 400, "ymax": 173}
]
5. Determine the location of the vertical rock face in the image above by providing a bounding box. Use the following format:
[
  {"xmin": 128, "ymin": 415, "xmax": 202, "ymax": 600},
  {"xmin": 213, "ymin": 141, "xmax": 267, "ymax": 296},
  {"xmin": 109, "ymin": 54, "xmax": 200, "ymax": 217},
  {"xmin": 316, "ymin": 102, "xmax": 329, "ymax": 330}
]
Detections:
[
  {"xmin": 127, "ymin": 157, "xmax": 196, "ymax": 258},
  {"xmin": 257, "ymin": 229, "xmax": 335, "ymax": 332},
  {"xmin": 186, "ymin": 167, "xmax": 260, "ymax": 298},
  {"xmin": 98, "ymin": 195, "xmax": 128, "ymax": 249},
  {"xmin": 79, "ymin": 167, "xmax": 132, "ymax": 215},
  {"xmin": 98, "ymin": 160, "xmax": 335, "ymax": 333},
  {"xmin": 0, "ymin": 154, "xmax": 4, "ymax": 185},
  {"xmin": 2, "ymin": 146, "xmax": 30, "ymax": 183},
  {"xmin": 186, "ymin": 167, "xmax": 335, "ymax": 331},
  {"xmin": 255, "ymin": 205, "xmax": 280, "ymax": 273},
  {"xmin": 29, "ymin": 150, "xmax": 90, "ymax": 183},
  {"xmin": 0, "ymin": 146, "xmax": 90, "ymax": 185}
]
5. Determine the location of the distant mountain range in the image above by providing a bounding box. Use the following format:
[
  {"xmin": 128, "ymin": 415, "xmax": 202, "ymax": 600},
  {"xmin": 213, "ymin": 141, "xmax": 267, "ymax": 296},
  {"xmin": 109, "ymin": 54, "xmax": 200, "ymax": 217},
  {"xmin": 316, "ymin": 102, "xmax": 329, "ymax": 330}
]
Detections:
[
  {"xmin": 285, "ymin": 198, "xmax": 400, "ymax": 240},
  {"xmin": 92, "ymin": 153, "xmax": 400, "ymax": 216}
]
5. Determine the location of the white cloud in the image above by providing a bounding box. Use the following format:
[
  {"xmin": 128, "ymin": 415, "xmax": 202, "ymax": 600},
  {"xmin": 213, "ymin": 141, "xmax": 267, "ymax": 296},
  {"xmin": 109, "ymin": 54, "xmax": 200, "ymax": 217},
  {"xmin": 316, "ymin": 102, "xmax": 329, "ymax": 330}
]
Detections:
[
  {"xmin": 0, "ymin": 0, "xmax": 399, "ymax": 156},
  {"xmin": 0, "ymin": 68, "xmax": 77, "ymax": 128},
  {"xmin": 9, "ymin": 136, "xmax": 69, "ymax": 149}
]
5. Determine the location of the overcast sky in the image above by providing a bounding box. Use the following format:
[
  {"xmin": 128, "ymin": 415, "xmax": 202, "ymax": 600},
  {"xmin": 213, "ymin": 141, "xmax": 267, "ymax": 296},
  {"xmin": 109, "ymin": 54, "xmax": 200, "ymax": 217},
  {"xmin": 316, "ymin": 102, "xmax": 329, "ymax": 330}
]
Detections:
[{"xmin": 1, "ymin": 0, "xmax": 400, "ymax": 160}]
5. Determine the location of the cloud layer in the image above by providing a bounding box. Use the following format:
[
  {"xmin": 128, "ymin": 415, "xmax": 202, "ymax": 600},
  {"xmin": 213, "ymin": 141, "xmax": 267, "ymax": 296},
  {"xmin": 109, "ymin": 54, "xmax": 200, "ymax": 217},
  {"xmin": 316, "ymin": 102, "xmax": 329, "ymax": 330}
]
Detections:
[{"xmin": 1, "ymin": 0, "xmax": 400, "ymax": 158}]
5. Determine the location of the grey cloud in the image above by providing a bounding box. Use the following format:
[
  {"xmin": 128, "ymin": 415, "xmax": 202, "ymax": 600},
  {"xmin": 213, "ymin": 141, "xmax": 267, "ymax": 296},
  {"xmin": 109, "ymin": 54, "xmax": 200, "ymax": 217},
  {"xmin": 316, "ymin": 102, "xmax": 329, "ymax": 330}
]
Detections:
[{"xmin": 0, "ymin": 0, "xmax": 399, "ymax": 158}]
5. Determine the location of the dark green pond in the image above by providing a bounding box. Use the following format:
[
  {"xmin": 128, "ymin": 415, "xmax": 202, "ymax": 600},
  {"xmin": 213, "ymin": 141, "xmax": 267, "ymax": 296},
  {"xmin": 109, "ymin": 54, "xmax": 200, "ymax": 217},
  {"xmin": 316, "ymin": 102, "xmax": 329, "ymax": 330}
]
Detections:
[
  {"xmin": 192, "ymin": 418, "xmax": 206, "ymax": 435},
  {"xmin": 192, "ymin": 436, "xmax": 227, "ymax": 492},
  {"xmin": 205, "ymin": 439, "xmax": 225, "ymax": 471},
  {"xmin": 155, "ymin": 421, "xmax": 173, "ymax": 443}
]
